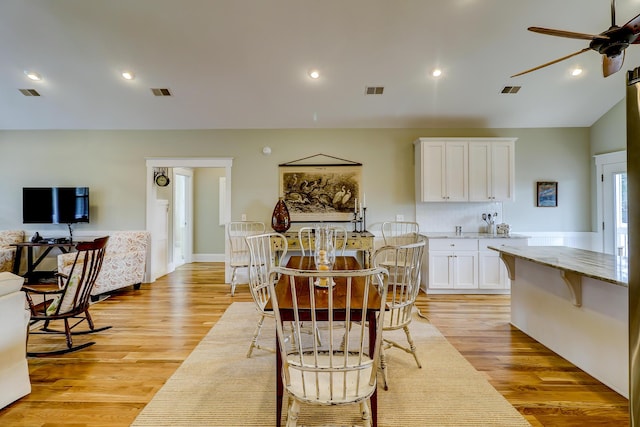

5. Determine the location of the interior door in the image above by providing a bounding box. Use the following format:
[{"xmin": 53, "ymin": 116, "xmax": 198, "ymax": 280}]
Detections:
[
  {"xmin": 173, "ymin": 168, "xmax": 193, "ymax": 267},
  {"xmin": 603, "ymin": 162, "xmax": 627, "ymax": 255}
]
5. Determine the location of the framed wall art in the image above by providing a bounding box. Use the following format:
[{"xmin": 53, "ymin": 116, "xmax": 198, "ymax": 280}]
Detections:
[
  {"xmin": 536, "ymin": 181, "xmax": 558, "ymax": 207},
  {"xmin": 279, "ymin": 154, "xmax": 362, "ymax": 222}
]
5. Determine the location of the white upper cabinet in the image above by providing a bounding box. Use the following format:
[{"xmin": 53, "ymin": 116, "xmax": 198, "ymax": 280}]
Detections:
[
  {"xmin": 415, "ymin": 139, "xmax": 468, "ymax": 202},
  {"xmin": 415, "ymin": 137, "xmax": 516, "ymax": 202},
  {"xmin": 468, "ymin": 139, "xmax": 516, "ymax": 202}
]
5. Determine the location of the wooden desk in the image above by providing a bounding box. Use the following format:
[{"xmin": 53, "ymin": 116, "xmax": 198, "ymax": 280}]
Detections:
[
  {"xmin": 12, "ymin": 241, "xmax": 75, "ymax": 281},
  {"xmin": 270, "ymin": 255, "xmax": 382, "ymax": 427},
  {"xmin": 271, "ymin": 231, "xmax": 375, "ymax": 267}
]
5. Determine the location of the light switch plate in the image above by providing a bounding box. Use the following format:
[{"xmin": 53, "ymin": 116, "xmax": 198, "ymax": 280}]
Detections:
[
  {"xmin": 241, "ymin": 214, "xmax": 247, "ymax": 221},
  {"xmin": 396, "ymin": 214, "xmax": 404, "ymax": 221}
]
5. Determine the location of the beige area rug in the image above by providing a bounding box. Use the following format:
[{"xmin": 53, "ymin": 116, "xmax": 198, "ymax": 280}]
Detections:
[{"xmin": 132, "ymin": 302, "xmax": 530, "ymax": 427}]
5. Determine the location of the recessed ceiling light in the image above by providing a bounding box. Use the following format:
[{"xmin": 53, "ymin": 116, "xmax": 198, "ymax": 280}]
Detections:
[
  {"xmin": 571, "ymin": 67, "xmax": 583, "ymax": 77},
  {"xmin": 121, "ymin": 71, "xmax": 135, "ymax": 80},
  {"xmin": 24, "ymin": 71, "xmax": 42, "ymax": 81},
  {"xmin": 431, "ymin": 69, "xmax": 442, "ymax": 78},
  {"xmin": 308, "ymin": 70, "xmax": 320, "ymax": 79}
]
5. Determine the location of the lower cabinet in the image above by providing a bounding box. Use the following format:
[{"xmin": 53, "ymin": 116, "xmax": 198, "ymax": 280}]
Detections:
[
  {"xmin": 424, "ymin": 237, "xmax": 528, "ymax": 293},
  {"xmin": 428, "ymin": 250, "xmax": 478, "ymax": 289}
]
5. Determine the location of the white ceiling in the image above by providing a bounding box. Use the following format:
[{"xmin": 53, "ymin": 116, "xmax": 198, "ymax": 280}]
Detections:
[{"xmin": 3, "ymin": 0, "xmax": 640, "ymax": 130}]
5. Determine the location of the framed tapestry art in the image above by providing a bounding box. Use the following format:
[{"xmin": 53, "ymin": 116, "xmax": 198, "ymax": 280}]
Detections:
[{"xmin": 279, "ymin": 163, "xmax": 362, "ymax": 222}]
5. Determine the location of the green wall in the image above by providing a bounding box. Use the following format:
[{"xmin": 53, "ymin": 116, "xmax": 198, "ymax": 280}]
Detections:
[{"xmin": 0, "ymin": 126, "xmax": 595, "ymax": 247}]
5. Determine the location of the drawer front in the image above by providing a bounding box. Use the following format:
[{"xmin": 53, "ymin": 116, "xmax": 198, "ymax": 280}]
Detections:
[
  {"xmin": 479, "ymin": 238, "xmax": 528, "ymax": 252},
  {"xmin": 428, "ymin": 239, "xmax": 478, "ymax": 251}
]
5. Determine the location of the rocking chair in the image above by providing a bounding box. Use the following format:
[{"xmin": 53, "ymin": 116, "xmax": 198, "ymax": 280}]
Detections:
[{"xmin": 23, "ymin": 236, "xmax": 110, "ymax": 357}]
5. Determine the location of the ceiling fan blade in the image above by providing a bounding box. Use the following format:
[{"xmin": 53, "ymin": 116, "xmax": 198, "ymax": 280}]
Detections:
[
  {"xmin": 511, "ymin": 48, "xmax": 591, "ymax": 78},
  {"xmin": 603, "ymin": 51, "xmax": 625, "ymax": 77},
  {"xmin": 623, "ymin": 12, "xmax": 640, "ymax": 43},
  {"xmin": 528, "ymin": 26, "xmax": 606, "ymax": 41}
]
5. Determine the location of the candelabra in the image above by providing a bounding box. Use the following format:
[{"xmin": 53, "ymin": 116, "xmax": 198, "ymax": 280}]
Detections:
[{"xmin": 352, "ymin": 208, "xmax": 367, "ymax": 233}]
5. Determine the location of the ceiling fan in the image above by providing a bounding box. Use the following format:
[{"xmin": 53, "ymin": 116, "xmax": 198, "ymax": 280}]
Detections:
[{"xmin": 512, "ymin": 0, "xmax": 640, "ymax": 78}]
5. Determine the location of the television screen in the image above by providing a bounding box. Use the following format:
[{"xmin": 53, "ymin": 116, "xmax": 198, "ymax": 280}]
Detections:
[{"xmin": 23, "ymin": 187, "xmax": 90, "ymax": 224}]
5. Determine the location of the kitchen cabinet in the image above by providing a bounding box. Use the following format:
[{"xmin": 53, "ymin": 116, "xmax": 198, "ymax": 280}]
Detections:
[
  {"xmin": 427, "ymin": 239, "xmax": 478, "ymax": 289},
  {"xmin": 468, "ymin": 140, "xmax": 515, "ymax": 202},
  {"xmin": 415, "ymin": 137, "xmax": 516, "ymax": 202},
  {"xmin": 423, "ymin": 236, "xmax": 529, "ymax": 293},
  {"xmin": 414, "ymin": 140, "xmax": 468, "ymax": 202}
]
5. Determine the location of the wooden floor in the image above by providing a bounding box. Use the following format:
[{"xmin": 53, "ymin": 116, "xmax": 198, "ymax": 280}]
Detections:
[{"xmin": 0, "ymin": 262, "xmax": 629, "ymax": 426}]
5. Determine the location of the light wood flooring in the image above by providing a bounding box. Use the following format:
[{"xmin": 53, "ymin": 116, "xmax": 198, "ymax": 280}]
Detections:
[{"xmin": 0, "ymin": 262, "xmax": 629, "ymax": 426}]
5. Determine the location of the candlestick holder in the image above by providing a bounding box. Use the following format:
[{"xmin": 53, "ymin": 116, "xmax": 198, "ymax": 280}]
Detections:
[{"xmin": 352, "ymin": 208, "xmax": 367, "ymax": 233}]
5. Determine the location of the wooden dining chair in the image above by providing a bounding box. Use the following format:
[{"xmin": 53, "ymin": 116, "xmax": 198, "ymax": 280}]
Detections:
[
  {"xmin": 297, "ymin": 225, "xmax": 348, "ymax": 255},
  {"xmin": 22, "ymin": 236, "xmax": 110, "ymax": 357},
  {"xmin": 268, "ymin": 266, "xmax": 389, "ymax": 427},
  {"xmin": 372, "ymin": 238, "xmax": 426, "ymax": 390},
  {"xmin": 245, "ymin": 232, "xmax": 287, "ymax": 358},
  {"xmin": 228, "ymin": 221, "xmax": 266, "ymax": 296}
]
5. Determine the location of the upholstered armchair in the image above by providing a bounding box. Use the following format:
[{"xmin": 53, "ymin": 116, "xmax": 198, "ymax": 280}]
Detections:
[
  {"xmin": 0, "ymin": 272, "xmax": 31, "ymax": 409},
  {"xmin": 58, "ymin": 231, "xmax": 150, "ymax": 298},
  {"xmin": 0, "ymin": 230, "xmax": 25, "ymax": 273}
]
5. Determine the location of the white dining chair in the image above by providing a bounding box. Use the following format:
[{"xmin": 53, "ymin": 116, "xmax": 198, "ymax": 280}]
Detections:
[
  {"xmin": 381, "ymin": 221, "xmax": 420, "ymax": 246},
  {"xmin": 268, "ymin": 266, "xmax": 389, "ymax": 427},
  {"xmin": 227, "ymin": 221, "xmax": 265, "ymax": 296},
  {"xmin": 245, "ymin": 232, "xmax": 287, "ymax": 358},
  {"xmin": 372, "ymin": 238, "xmax": 426, "ymax": 390}
]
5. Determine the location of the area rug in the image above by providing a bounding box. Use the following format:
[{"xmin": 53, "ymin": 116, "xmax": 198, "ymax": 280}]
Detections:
[{"xmin": 132, "ymin": 302, "xmax": 530, "ymax": 427}]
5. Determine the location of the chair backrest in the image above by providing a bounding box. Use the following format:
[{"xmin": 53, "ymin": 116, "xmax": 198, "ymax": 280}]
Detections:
[
  {"xmin": 381, "ymin": 221, "xmax": 420, "ymax": 246},
  {"xmin": 51, "ymin": 236, "xmax": 109, "ymax": 316},
  {"xmin": 268, "ymin": 266, "xmax": 389, "ymax": 403},
  {"xmin": 373, "ymin": 238, "xmax": 426, "ymax": 329},
  {"xmin": 245, "ymin": 233, "xmax": 287, "ymax": 311},
  {"xmin": 228, "ymin": 221, "xmax": 266, "ymax": 266},
  {"xmin": 298, "ymin": 225, "xmax": 348, "ymax": 256}
]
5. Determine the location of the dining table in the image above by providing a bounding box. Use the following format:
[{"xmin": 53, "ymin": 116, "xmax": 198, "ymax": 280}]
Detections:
[{"xmin": 266, "ymin": 255, "xmax": 384, "ymax": 427}]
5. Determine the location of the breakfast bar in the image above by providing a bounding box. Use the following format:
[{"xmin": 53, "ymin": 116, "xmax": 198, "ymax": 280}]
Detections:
[{"xmin": 489, "ymin": 245, "xmax": 629, "ymax": 397}]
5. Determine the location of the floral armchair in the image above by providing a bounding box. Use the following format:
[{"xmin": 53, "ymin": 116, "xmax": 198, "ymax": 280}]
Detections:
[
  {"xmin": 0, "ymin": 230, "xmax": 25, "ymax": 273},
  {"xmin": 58, "ymin": 231, "xmax": 150, "ymax": 297}
]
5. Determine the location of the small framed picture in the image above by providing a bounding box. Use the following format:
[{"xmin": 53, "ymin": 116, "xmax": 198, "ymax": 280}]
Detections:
[{"xmin": 536, "ymin": 181, "xmax": 558, "ymax": 207}]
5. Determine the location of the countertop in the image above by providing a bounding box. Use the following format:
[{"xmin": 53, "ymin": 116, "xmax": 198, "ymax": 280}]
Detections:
[
  {"xmin": 488, "ymin": 245, "xmax": 628, "ymax": 287},
  {"xmin": 421, "ymin": 232, "xmax": 529, "ymax": 239}
]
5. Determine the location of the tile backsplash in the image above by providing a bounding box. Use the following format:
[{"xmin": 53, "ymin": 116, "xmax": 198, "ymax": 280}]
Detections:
[{"xmin": 415, "ymin": 201, "xmax": 504, "ymax": 233}]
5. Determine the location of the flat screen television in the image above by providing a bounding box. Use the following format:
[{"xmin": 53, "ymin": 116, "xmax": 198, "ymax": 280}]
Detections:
[{"xmin": 23, "ymin": 187, "xmax": 90, "ymax": 224}]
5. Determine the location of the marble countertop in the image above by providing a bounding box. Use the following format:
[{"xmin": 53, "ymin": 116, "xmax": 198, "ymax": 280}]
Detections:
[
  {"xmin": 421, "ymin": 232, "xmax": 529, "ymax": 239},
  {"xmin": 488, "ymin": 245, "xmax": 628, "ymax": 287}
]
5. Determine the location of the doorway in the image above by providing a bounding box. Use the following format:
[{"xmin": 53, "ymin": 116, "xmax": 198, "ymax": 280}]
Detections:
[
  {"xmin": 145, "ymin": 158, "xmax": 233, "ymax": 283},
  {"xmin": 596, "ymin": 151, "xmax": 627, "ymax": 255},
  {"xmin": 173, "ymin": 168, "xmax": 193, "ymax": 268}
]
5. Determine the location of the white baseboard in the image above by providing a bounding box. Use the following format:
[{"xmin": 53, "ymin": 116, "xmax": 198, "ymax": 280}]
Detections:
[{"xmin": 191, "ymin": 253, "xmax": 225, "ymax": 262}]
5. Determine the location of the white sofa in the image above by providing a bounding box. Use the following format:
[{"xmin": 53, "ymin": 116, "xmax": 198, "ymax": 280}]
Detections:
[
  {"xmin": 0, "ymin": 230, "xmax": 25, "ymax": 273},
  {"xmin": 0, "ymin": 272, "xmax": 31, "ymax": 409},
  {"xmin": 58, "ymin": 231, "xmax": 150, "ymax": 297}
]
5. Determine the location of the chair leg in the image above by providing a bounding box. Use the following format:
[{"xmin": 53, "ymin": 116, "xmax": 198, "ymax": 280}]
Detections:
[
  {"xmin": 403, "ymin": 325, "xmax": 422, "ymax": 368},
  {"xmin": 230, "ymin": 267, "xmax": 238, "ymax": 296},
  {"xmin": 286, "ymin": 398, "xmax": 300, "ymax": 427},
  {"xmin": 64, "ymin": 318, "xmax": 73, "ymax": 349},
  {"xmin": 247, "ymin": 313, "xmax": 266, "ymax": 358},
  {"xmin": 379, "ymin": 345, "xmax": 389, "ymax": 391},
  {"xmin": 360, "ymin": 400, "xmax": 372, "ymax": 427}
]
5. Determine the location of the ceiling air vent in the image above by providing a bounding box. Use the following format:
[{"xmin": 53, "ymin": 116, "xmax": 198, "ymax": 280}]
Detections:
[
  {"xmin": 501, "ymin": 86, "xmax": 521, "ymax": 94},
  {"xmin": 19, "ymin": 89, "xmax": 41, "ymax": 96},
  {"xmin": 365, "ymin": 86, "xmax": 384, "ymax": 95},
  {"xmin": 151, "ymin": 88, "xmax": 172, "ymax": 97}
]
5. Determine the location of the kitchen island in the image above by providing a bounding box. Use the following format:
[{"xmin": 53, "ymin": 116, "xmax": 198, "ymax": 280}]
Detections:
[{"xmin": 490, "ymin": 245, "xmax": 628, "ymax": 397}]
